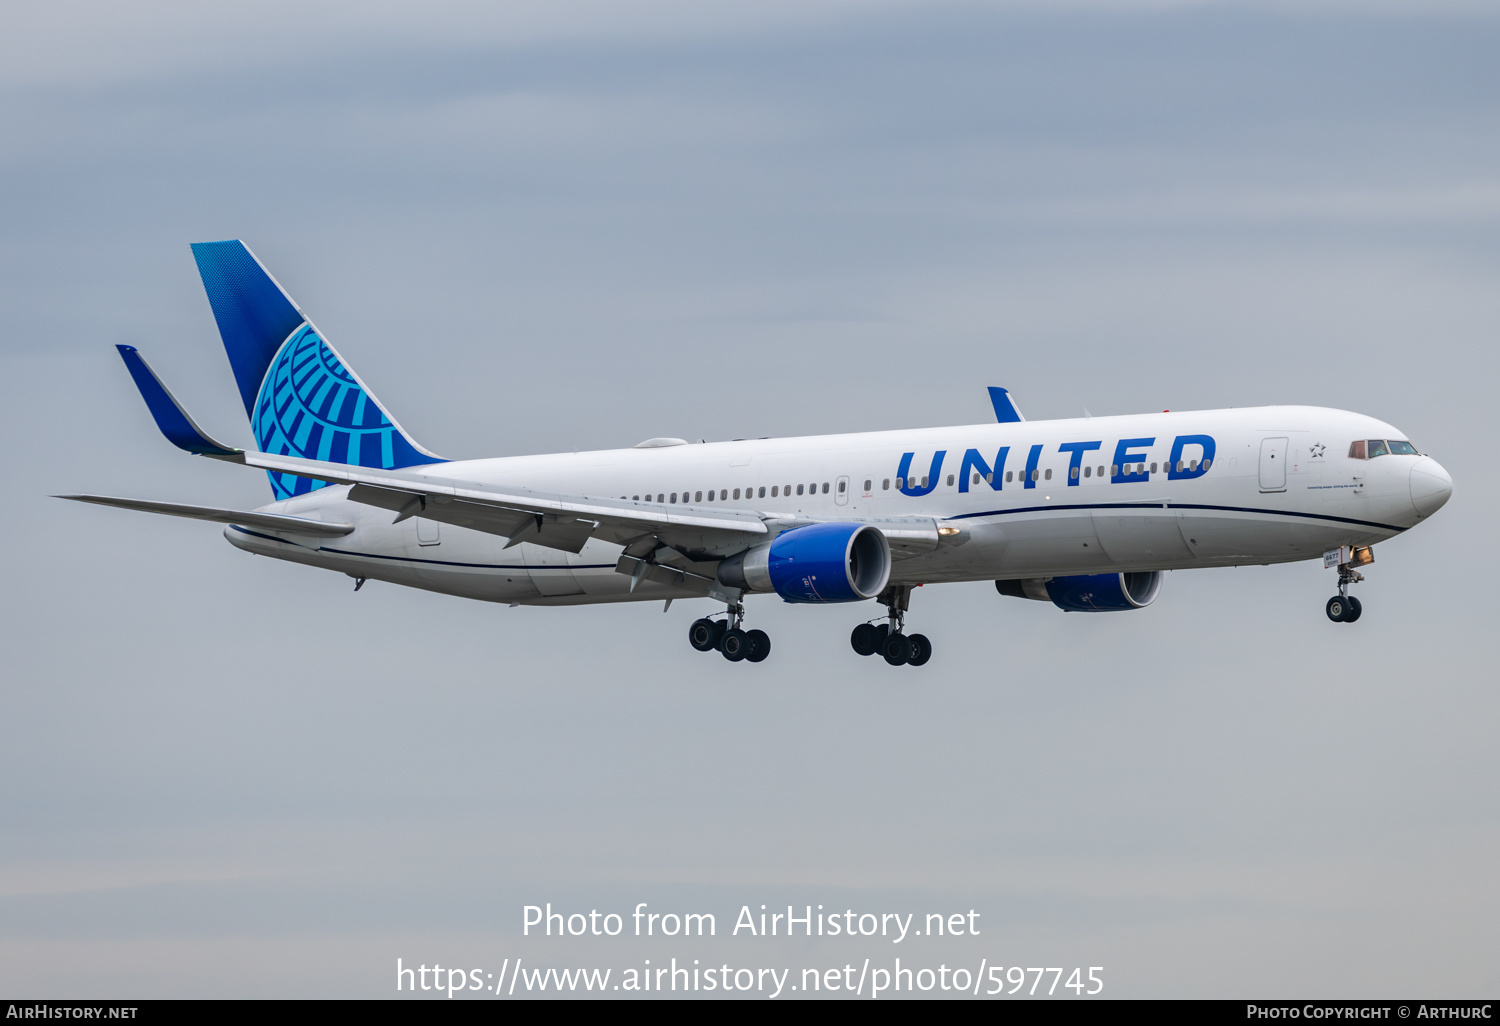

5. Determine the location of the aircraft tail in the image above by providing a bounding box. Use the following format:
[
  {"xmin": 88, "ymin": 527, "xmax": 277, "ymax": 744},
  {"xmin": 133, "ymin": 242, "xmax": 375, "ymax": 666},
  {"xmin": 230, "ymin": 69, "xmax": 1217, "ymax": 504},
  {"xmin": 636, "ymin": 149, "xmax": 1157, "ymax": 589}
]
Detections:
[{"xmin": 190, "ymin": 240, "xmax": 443, "ymax": 499}]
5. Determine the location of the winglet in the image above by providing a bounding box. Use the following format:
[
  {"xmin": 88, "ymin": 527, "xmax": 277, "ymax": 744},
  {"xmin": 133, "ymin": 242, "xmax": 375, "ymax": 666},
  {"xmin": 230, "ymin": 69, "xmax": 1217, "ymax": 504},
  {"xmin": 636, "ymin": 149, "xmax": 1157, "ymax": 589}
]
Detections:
[
  {"xmin": 988, "ymin": 386, "xmax": 1024, "ymax": 423},
  {"xmin": 116, "ymin": 345, "xmax": 242, "ymax": 457}
]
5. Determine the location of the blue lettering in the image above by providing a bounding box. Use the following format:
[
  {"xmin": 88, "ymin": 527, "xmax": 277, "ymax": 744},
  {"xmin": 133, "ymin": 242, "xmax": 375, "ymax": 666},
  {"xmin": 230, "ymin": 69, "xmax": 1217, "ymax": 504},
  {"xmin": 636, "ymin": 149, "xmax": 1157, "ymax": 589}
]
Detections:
[
  {"xmin": 1058, "ymin": 441, "xmax": 1102, "ymax": 486},
  {"xmin": 1167, "ymin": 434, "xmax": 1216, "ymax": 480},
  {"xmin": 1022, "ymin": 444, "xmax": 1043, "ymax": 490},
  {"xmin": 958, "ymin": 447, "xmax": 1009, "ymax": 492},
  {"xmin": 1111, "ymin": 437, "xmax": 1154, "ymax": 483},
  {"xmin": 896, "ymin": 451, "xmax": 946, "ymax": 496}
]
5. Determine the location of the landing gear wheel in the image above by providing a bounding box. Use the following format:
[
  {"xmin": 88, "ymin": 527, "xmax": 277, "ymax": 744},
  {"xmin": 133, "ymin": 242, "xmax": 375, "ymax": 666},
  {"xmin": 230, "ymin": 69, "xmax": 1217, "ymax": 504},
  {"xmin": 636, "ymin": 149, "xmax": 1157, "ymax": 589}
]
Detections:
[
  {"xmin": 881, "ymin": 632, "xmax": 912, "ymax": 666},
  {"xmin": 1326, "ymin": 596, "xmax": 1349, "ymax": 622},
  {"xmin": 745, "ymin": 629, "xmax": 771, "ymax": 663},
  {"xmin": 851, "ymin": 623, "xmax": 880, "ymax": 656},
  {"xmin": 906, "ymin": 633, "xmax": 932, "ymax": 666},
  {"xmin": 721, "ymin": 628, "xmax": 749, "ymax": 662},
  {"xmin": 689, "ymin": 618, "xmax": 720, "ymax": 651},
  {"xmin": 1344, "ymin": 596, "xmax": 1362, "ymax": 622}
]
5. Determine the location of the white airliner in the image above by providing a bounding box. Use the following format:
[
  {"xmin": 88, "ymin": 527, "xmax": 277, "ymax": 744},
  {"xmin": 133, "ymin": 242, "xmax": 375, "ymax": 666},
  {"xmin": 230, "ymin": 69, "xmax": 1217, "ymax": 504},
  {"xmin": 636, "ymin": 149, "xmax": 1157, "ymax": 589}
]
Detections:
[{"xmin": 63, "ymin": 241, "xmax": 1453, "ymax": 666}]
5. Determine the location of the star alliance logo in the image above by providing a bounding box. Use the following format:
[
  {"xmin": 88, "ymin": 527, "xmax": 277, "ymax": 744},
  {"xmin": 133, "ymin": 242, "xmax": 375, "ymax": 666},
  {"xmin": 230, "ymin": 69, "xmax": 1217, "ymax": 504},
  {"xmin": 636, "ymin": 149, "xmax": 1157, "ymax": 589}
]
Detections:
[{"xmin": 1310, "ymin": 443, "xmax": 1326, "ymax": 459}]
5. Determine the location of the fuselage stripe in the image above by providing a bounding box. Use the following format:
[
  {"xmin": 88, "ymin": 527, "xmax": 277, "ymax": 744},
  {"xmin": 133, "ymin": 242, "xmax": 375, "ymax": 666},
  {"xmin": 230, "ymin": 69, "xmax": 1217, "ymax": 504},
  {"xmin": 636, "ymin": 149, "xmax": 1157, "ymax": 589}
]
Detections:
[
  {"xmin": 319, "ymin": 545, "xmax": 616, "ymax": 571},
  {"xmin": 946, "ymin": 502, "xmax": 1406, "ymax": 533}
]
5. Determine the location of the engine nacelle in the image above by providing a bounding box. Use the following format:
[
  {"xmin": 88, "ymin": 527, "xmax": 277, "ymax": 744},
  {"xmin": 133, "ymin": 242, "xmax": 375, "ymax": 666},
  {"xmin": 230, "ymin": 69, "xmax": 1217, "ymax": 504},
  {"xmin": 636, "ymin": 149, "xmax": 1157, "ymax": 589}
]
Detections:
[
  {"xmin": 995, "ymin": 571, "xmax": 1163, "ymax": 612},
  {"xmin": 718, "ymin": 522, "xmax": 891, "ymax": 603}
]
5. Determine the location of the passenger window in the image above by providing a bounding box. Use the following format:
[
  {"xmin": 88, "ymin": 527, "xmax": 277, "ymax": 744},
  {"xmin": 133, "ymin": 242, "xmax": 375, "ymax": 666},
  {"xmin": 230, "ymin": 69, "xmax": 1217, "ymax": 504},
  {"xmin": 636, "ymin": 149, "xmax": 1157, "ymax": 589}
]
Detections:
[
  {"xmin": 771, "ymin": 486, "xmax": 779, "ymax": 497},
  {"xmin": 1366, "ymin": 440, "xmax": 1389, "ymax": 458},
  {"xmin": 1348, "ymin": 440, "xmax": 1367, "ymax": 459},
  {"xmin": 784, "ymin": 484, "xmax": 791, "ymax": 495},
  {"xmin": 1030, "ymin": 469, "xmax": 1039, "ymax": 482},
  {"xmin": 1005, "ymin": 471, "xmax": 1013, "ymax": 482},
  {"xmin": 1190, "ymin": 460, "xmax": 1198, "ymax": 470},
  {"xmin": 882, "ymin": 479, "xmax": 890, "ymax": 490},
  {"xmin": 758, "ymin": 486, "xmax": 766, "ymax": 498},
  {"xmin": 1389, "ymin": 440, "xmax": 1419, "ymax": 455},
  {"xmin": 632, "ymin": 494, "xmax": 639, "ymax": 500},
  {"xmin": 1111, "ymin": 465, "xmax": 1118, "ymax": 476},
  {"xmin": 695, "ymin": 491, "xmax": 702, "ymax": 502},
  {"xmin": 733, "ymin": 488, "xmax": 740, "ymax": 499},
  {"xmin": 1176, "ymin": 461, "xmax": 1184, "ymax": 472},
  {"xmin": 1150, "ymin": 463, "xmax": 1157, "ymax": 474},
  {"xmin": 823, "ymin": 482, "xmax": 830, "ymax": 494},
  {"xmin": 863, "ymin": 479, "xmax": 871, "ymax": 491},
  {"xmin": 1201, "ymin": 459, "xmax": 1210, "ymax": 471},
  {"xmin": 946, "ymin": 475, "xmax": 954, "ymax": 486},
  {"xmin": 1070, "ymin": 467, "xmax": 1079, "ymax": 480},
  {"xmin": 1083, "ymin": 466, "xmax": 1091, "ymax": 478},
  {"xmin": 796, "ymin": 484, "xmax": 804, "ymax": 496},
  {"xmin": 837, "ymin": 481, "xmax": 845, "ymax": 493},
  {"xmin": 895, "ymin": 478, "xmax": 904, "ymax": 489},
  {"xmin": 670, "ymin": 493, "xmax": 678, "ymax": 503},
  {"xmin": 921, "ymin": 476, "xmax": 929, "ymax": 488},
  {"xmin": 972, "ymin": 473, "xmax": 980, "ymax": 485},
  {"xmin": 1044, "ymin": 468, "xmax": 1052, "ymax": 480},
  {"xmin": 985, "ymin": 473, "xmax": 993, "ymax": 483}
]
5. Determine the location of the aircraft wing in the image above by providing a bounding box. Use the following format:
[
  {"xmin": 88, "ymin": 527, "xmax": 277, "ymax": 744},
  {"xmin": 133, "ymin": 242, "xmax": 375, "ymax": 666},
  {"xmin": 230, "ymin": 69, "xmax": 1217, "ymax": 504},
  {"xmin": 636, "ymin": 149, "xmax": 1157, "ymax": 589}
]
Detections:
[{"xmin": 235, "ymin": 450, "xmax": 769, "ymax": 557}]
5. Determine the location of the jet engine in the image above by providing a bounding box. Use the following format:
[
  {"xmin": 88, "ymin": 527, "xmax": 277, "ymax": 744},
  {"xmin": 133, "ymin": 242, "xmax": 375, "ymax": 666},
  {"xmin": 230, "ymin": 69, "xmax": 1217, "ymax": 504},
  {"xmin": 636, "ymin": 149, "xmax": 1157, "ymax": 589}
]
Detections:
[
  {"xmin": 718, "ymin": 522, "xmax": 891, "ymax": 603},
  {"xmin": 995, "ymin": 572, "xmax": 1163, "ymax": 612}
]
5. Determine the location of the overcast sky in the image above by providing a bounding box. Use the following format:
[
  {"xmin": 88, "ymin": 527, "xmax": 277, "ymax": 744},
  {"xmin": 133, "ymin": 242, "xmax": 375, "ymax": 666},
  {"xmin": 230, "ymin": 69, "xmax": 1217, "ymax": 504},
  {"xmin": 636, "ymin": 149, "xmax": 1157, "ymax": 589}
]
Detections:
[{"xmin": 2, "ymin": 0, "xmax": 1497, "ymax": 998}]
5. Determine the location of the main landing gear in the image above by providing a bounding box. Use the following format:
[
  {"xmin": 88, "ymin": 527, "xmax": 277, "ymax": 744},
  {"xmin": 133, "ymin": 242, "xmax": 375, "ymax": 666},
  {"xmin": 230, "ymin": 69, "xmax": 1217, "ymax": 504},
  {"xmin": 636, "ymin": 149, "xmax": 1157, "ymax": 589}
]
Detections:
[
  {"xmin": 851, "ymin": 584, "xmax": 931, "ymax": 667},
  {"xmin": 1326, "ymin": 549, "xmax": 1369, "ymax": 623},
  {"xmin": 688, "ymin": 602, "xmax": 770, "ymax": 663}
]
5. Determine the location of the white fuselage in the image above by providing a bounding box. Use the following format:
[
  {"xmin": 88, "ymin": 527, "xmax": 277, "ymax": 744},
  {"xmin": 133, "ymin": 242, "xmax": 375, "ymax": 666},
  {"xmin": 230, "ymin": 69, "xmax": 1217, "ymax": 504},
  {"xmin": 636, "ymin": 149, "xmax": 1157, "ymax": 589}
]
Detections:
[{"xmin": 225, "ymin": 406, "xmax": 1447, "ymax": 606}]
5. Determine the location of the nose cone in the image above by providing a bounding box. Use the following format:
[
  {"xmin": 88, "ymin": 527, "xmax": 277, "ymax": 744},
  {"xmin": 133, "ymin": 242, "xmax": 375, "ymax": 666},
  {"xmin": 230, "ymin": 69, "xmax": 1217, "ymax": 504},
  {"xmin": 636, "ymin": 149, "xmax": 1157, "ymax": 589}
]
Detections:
[{"xmin": 1409, "ymin": 457, "xmax": 1453, "ymax": 519}]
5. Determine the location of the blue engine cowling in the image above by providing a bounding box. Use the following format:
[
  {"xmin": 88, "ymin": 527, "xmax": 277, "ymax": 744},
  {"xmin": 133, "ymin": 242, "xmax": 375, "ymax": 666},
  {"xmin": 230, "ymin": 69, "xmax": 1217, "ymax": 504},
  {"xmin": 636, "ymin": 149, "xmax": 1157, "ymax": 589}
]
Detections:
[
  {"xmin": 717, "ymin": 522, "xmax": 891, "ymax": 603},
  {"xmin": 995, "ymin": 572, "xmax": 1163, "ymax": 612}
]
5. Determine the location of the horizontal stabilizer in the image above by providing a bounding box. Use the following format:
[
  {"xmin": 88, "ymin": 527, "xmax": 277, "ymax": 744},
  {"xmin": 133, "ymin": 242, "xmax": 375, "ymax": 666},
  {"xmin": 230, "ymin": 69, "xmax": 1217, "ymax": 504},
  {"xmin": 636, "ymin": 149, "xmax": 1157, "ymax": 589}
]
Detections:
[
  {"xmin": 988, "ymin": 386, "xmax": 1024, "ymax": 423},
  {"xmin": 55, "ymin": 494, "xmax": 353, "ymax": 537},
  {"xmin": 116, "ymin": 345, "xmax": 242, "ymax": 457}
]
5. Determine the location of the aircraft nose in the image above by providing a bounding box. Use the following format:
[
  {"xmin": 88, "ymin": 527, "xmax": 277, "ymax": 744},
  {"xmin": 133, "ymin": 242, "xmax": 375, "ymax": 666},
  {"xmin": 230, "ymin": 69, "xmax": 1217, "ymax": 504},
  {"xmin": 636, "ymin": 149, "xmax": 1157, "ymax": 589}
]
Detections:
[{"xmin": 1409, "ymin": 457, "xmax": 1453, "ymax": 519}]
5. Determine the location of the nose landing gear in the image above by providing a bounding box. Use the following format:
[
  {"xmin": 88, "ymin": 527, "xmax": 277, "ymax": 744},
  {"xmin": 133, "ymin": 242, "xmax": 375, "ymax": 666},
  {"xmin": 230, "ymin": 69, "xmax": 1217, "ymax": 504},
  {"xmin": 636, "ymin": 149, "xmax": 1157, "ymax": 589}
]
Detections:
[
  {"xmin": 851, "ymin": 584, "xmax": 931, "ymax": 666},
  {"xmin": 1325, "ymin": 548, "xmax": 1369, "ymax": 623},
  {"xmin": 689, "ymin": 602, "xmax": 770, "ymax": 663},
  {"xmin": 1326, "ymin": 594, "xmax": 1362, "ymax": 623}
]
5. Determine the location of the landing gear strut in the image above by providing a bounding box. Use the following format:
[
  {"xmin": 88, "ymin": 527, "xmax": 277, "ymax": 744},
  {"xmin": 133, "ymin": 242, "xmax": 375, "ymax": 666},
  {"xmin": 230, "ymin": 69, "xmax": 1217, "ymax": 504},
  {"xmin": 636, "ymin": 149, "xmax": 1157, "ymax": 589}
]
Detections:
[
  {"xmin": 689, "ymin": 601, "xmax": 770, "ymax": 663},
  {"xmin": 1326, "ymin": 553, "xmax": 1366, "ymax": 623},
  {"xmin": 851, "ymin": 585, "xmax": 931, "ymax": 666}
]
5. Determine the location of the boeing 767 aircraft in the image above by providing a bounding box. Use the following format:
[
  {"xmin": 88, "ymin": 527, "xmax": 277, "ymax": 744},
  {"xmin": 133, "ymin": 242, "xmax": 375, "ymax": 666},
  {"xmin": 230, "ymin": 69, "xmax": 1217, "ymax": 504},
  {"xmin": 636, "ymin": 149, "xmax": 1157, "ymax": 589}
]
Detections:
[{"xmin": 62, "ymin": 241, "xmax": 1454, "ymax": 666}]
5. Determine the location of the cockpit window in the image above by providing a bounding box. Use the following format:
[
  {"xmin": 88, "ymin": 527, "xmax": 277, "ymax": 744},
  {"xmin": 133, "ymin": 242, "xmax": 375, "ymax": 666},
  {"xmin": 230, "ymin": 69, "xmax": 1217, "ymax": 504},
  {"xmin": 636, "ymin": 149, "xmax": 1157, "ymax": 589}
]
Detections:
[{"xmin": 1349, "ymin": 439, "xmax": 1418, "ymax": 459}]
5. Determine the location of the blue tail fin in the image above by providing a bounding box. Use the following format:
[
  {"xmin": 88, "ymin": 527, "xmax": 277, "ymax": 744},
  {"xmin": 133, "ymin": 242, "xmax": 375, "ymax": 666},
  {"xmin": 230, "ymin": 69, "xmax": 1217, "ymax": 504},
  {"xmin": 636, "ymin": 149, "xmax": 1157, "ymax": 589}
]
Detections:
[{"xmin": 190, "ymin": 240, "xmax": 444, "ymax": 499}]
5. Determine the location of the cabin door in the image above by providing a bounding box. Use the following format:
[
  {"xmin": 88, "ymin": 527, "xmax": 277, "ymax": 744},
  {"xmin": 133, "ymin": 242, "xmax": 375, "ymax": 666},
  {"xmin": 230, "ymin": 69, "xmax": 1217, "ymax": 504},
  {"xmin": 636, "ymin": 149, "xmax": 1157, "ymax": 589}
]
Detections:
[{"xmin": 1259, "ymin": 437, "xmax": 1288, "ymax": 492}]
